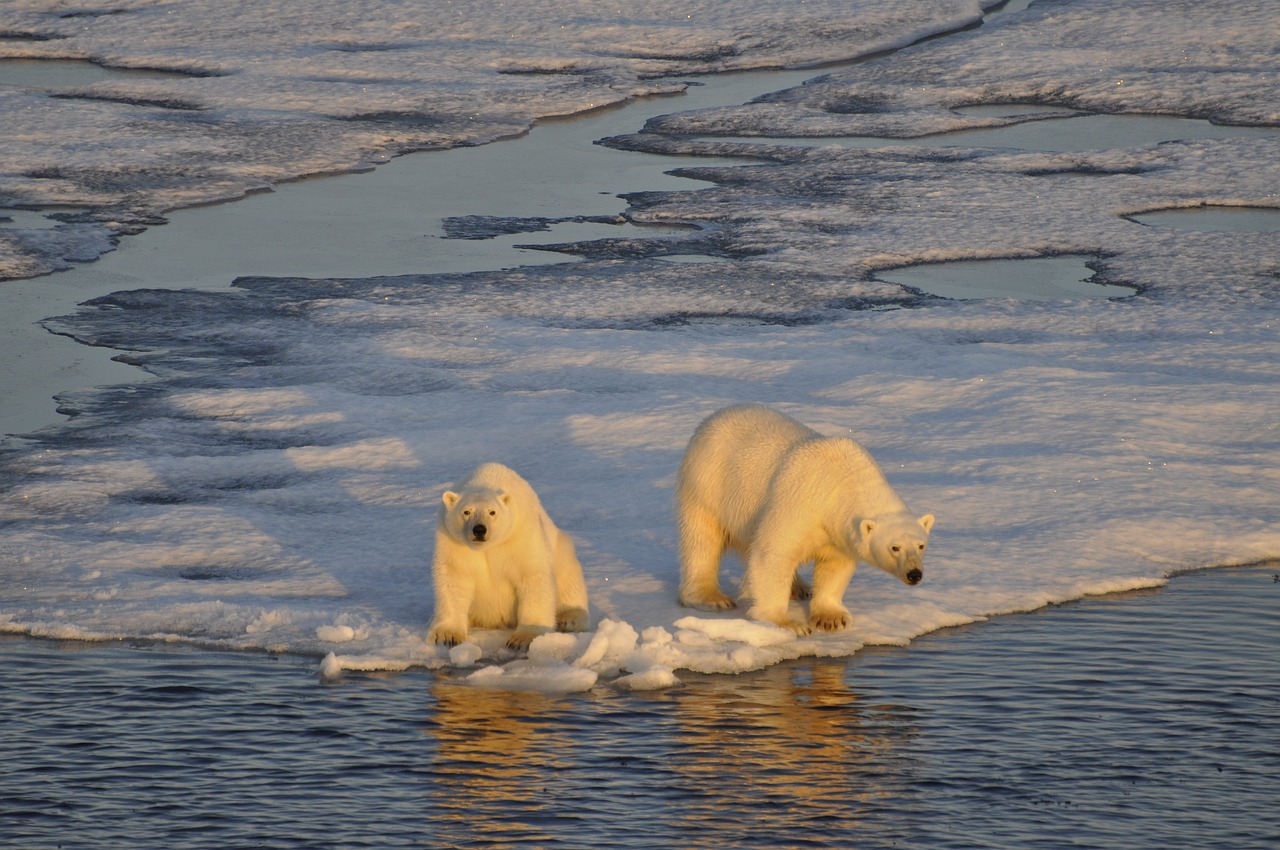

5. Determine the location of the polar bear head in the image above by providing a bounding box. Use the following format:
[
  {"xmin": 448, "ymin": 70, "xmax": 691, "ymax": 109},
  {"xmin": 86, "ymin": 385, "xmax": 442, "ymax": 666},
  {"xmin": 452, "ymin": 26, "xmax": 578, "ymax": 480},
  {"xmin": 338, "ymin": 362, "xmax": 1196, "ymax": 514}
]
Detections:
[
  {"xmin": 859, "ymin": 513, "xmax": 935, "ymax": 586},
  {"xmin": 441, "ymin": 486, "xmax": 515, "ymax": 548}
]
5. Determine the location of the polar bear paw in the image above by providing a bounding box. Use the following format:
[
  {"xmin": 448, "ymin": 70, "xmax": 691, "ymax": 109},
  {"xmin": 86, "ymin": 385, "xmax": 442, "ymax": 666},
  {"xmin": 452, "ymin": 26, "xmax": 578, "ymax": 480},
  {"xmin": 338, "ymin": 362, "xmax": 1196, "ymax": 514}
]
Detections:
[
  {"xmin": 680, "ymin": 586, "xmax": 737, "ymax": 611},
  {"xmin": 783, "ymin": 619, "xmax": 813, "ymax": 637},
  {"xmin": 809, "ymin": 607, "xmax": 852, "ymax": 633},
  {"xmin": 428, "ymin": 624, "xmax": 467, "ymax": 647},
  {"xmin": 557, "ymin": 606, "xmax": 589, "ymax": 633},
  {"xmin": 747, "ymin": 605, "xmax": 812, "ymax": 636},
  {"xmin": 507, "ymin": 625, "xmax": 551, "ymax": 651}
]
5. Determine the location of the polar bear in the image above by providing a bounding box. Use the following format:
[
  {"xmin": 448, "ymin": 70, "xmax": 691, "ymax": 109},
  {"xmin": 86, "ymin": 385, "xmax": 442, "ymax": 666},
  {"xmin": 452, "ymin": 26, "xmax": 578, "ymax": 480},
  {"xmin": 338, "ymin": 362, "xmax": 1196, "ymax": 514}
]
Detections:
[
  {"xmin": 675, "ymin": 404, "xmax": 934, "ymax": 635},
  {"xmin": 427, "ymin": 462, "xmax": 590, "ymax": 650}
]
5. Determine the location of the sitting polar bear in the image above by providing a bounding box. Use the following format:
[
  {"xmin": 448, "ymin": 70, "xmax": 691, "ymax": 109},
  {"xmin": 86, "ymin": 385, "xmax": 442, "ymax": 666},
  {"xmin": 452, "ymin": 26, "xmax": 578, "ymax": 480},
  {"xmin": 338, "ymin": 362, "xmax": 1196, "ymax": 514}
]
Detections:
[
  {"xmin": 675, "ymin": 404, "xmax": 935, "ymax": 635},
  {"xmin": 427, "ymin": 462, "xmax": 589, "ymax": 650}
]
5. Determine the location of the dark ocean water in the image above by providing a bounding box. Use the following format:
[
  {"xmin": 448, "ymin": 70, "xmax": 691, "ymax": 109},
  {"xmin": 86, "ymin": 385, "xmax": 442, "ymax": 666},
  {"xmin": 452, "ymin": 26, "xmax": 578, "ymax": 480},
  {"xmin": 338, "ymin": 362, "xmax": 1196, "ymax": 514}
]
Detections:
[{"xmin": 2, "ymin": 564, "xmax": 1276, "ymax": 850}]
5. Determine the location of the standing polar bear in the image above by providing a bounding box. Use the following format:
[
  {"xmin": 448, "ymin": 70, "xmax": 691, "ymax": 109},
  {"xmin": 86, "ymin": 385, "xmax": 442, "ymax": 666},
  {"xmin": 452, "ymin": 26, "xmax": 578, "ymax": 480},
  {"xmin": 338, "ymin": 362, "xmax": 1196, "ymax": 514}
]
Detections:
[
  {"xmin": 675, "ymin": 404, "xmax": 935, "ymax": 635},
  {"xmin": 427, "ymin": 462, "xmax": 589, "ymax": 650}
]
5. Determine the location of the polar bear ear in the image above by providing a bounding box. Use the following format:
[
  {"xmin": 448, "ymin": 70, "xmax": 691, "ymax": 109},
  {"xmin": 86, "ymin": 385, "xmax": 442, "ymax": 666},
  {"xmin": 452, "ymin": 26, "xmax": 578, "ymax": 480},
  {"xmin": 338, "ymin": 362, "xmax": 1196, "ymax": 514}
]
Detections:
[
  {"xmin": 499, "ymin": 491, "xmax": 512, "ymax": 507},
  {"xmin": 918, "ymin": 514, "xmax": 935, "ymax": 533},
  {"xmin": 442, "ymin": 490, "xmax": 460, "ymax": 509},
  {"xmin": 859, "ymin": 519, "xmax": 877, "ymax": 539}
]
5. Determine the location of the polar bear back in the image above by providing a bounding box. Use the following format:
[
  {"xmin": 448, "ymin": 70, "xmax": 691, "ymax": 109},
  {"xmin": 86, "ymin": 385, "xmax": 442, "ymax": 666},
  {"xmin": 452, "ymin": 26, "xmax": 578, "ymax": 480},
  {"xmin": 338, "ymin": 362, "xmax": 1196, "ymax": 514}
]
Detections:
[
  {"xmin": 769, "ymin": 433, "xmax": 908, "ymax": 520},
  {"xmin": 676, "ymin": 404, "xmax": 905, "ymax": 542},
  {"xmin": 676, "ymin": 405, "xmax": 807, "ymax": 544}
]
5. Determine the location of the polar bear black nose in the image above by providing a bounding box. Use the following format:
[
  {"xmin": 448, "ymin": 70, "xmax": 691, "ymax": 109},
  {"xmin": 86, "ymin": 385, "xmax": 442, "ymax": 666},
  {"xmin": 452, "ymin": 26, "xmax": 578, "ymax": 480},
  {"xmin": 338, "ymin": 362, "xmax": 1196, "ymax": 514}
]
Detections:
[
  {"xmin": 472, "ymin": 524, "xmax": 487, "ymax": 541},
  {"xmin": 906, "ymin": 568, "xmax": 923, "ymax": 585}
]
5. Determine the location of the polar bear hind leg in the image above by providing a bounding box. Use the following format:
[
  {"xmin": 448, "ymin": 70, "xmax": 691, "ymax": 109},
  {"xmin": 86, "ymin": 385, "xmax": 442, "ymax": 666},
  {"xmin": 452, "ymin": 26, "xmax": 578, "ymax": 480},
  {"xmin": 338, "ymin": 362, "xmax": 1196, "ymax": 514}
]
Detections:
[
  {"xmin": 552, "ymin": 528, "xmax": 590, "ymax": 633},
  {"xmin": 676, "ymin": 500, "xmax": 736, "ymax": 611},
  {"xmin": 790, "ymin": 572, "xmax": 812, "ymax": 600}
]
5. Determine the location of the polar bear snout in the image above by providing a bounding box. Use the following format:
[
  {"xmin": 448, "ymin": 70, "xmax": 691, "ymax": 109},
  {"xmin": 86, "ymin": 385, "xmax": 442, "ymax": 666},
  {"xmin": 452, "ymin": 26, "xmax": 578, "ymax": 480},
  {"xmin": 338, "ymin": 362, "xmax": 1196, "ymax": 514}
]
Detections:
[
  {"xmin": 900, "ymin": 549, "xmax": 924, "ymax": 585},
  {"xmin": 469, "ymin": 522, "xmax": 488, "ymax": 542},
  {"xmin": 890, "ymin": 538, "xmax": 927, "ymax": 585}
]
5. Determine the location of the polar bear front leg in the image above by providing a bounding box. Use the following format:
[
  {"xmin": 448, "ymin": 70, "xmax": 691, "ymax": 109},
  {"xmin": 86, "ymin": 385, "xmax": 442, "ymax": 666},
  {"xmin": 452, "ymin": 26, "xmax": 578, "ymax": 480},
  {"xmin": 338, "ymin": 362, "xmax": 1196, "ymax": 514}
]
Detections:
[
  {"xmin": 428, "ymin": 620, "xmax": 468, "ymax": 647},
  {"xmin": 808, "ymin": 552, "xmax": 856, "ymax": 632},
  {"xmin": 507, "ymin": 625, "xmax": 551, "ymax": 651},
  {"xmin": 427, "ymin": 548, "xmax": 476, "ymax": 647},
  {"xmin": 677, "ymin": 502, "xmax": 736, "ymax": 611},
  {"xmin": 507, "ymin": 560, "xmax": 558, "ymax": 650},
  {"xmin": 743, "ymin": 546, "xmax": 812, "ymax": 636},
  {"xmin": 508, "ymin": 603, "xmax": 554, "ymax": 650},
  {"xmin": 551, "ymin": 529, "xmax": 590, "ymax": 633}
]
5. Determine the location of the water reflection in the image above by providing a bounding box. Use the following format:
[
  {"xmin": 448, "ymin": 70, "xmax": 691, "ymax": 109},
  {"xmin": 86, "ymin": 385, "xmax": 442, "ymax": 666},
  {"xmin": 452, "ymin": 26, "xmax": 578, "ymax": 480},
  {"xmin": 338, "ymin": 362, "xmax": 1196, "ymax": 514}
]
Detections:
[
  {"xmin": 1128, "ymin": 205, "xmax": 1280, "ymax": 233},
  {"xmin": 874, "ymin": 254, "xmax": 1135, "ymax": 301},
  {"xmin": 661, "ymin": 662, "xmax": 922, "ymax": 845},
  {"xmin": 423, "ymin": 683, "xmax": 576, "ymax": 848},
  {"xmin": 422, "ymin": 661, "xmax": 923, "ymax": 848},
  {"xmin": 0, "ymin": 58, "xmax": 201, "ymax": 88}
]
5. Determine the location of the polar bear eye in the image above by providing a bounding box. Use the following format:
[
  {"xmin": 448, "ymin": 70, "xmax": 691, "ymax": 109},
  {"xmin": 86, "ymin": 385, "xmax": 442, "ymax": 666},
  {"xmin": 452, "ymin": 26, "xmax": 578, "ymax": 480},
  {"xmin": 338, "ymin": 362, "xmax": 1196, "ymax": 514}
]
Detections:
[
  {"xmin": 488, "ymin": 510, "xmax": 497, "ymax": 517},
  {"xmin": 891, "ymin": 545, "xmax": 901, "ymax": 553},
  {"xmin": 462, "ymin": 509, "xmax": 472, "ymax": 517}
]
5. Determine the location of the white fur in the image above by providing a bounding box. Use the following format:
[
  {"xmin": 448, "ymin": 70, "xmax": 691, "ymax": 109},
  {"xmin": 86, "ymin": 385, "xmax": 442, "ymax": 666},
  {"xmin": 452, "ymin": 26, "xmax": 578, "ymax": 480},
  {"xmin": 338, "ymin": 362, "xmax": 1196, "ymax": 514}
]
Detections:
[
  {"xmin": 427, "ymin": 462, "xmax": 589, "ymax": 650},
  {"xmin": 675, "ymin": 405, "xmax": 935, "ymax": 635}
]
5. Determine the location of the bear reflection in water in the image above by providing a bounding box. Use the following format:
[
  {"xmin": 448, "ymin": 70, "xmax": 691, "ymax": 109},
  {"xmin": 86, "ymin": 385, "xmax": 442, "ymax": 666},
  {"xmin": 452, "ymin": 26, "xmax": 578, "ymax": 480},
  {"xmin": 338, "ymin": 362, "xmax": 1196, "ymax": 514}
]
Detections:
[
  {"xmin": 676, "ymin": 405, "xmax": 934, "ymax": 635},
  {"xmin": 423, "ymin": 659, "xmax": 919, "ymax": 845}
]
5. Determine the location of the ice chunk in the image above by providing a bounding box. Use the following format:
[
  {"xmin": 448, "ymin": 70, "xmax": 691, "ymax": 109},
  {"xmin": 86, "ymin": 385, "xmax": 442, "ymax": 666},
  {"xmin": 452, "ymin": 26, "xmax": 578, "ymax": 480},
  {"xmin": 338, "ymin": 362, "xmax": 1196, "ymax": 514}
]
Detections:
[
  {"xmin": 527, "ymin": 632, "xmax": 584, "ymax": 664},
  {"xmin": 316, "ymin": 625, "xmax": 356, "ymax": 643},
  {"xmin": 615, "ymin": 666, "xmax": 680, "ymax": 691},
  {"xmin": 674, "ymin": 617, "xmax": 797, "ymax": 647},
  {"xmin": 448, "ymin": 643, "xmax": 484, "ymax": 668},
  {"xmin": 573, "ymin": 619, "xmax": 640, "ymax": 672},
  {"xmin": 318, "ymin": 652, "xmax": 343, "ymax": 683},
  {"xmin": 466, "ymin": 661, "xmax": 598, "ymax": 694}
]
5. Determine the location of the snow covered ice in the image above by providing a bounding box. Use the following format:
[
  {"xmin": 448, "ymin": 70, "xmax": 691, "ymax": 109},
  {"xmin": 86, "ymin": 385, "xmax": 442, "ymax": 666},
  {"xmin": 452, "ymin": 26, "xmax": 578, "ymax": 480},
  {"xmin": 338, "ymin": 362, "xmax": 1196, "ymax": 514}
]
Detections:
[
  {"xmin": 1, "ymin": 0, "xmax": 1277, "ymax": 692},
  {"xmin": 0, "ymin": 0, "xmax": 986, "ymax": 278}
]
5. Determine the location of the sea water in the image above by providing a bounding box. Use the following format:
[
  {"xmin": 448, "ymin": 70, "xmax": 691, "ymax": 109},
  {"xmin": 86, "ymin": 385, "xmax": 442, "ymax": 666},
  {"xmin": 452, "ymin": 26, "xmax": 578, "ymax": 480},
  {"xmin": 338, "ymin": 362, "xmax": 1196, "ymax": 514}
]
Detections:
[{"xmin": 3, "ymin": 564, "xmax": 1275, "ymax": 849}]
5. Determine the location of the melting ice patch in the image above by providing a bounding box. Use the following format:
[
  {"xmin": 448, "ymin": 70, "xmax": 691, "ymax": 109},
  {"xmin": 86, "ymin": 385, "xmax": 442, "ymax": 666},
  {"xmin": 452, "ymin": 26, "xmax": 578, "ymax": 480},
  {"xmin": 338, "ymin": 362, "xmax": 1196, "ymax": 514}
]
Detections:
[
  {"xmin": 1128, "ymin": 206, "xmax": 1280, "ymax": 233},
  {"xmin": 0, "ymin": 0, "xmax": 988, "ymax": 279},
  {"xmin": 639, "ymin": 0, "xmax": 1280, "ymax": 139},
  {"xmin": 873, "ymin": 255, "xmax": 1136, "ymax": 301}
]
